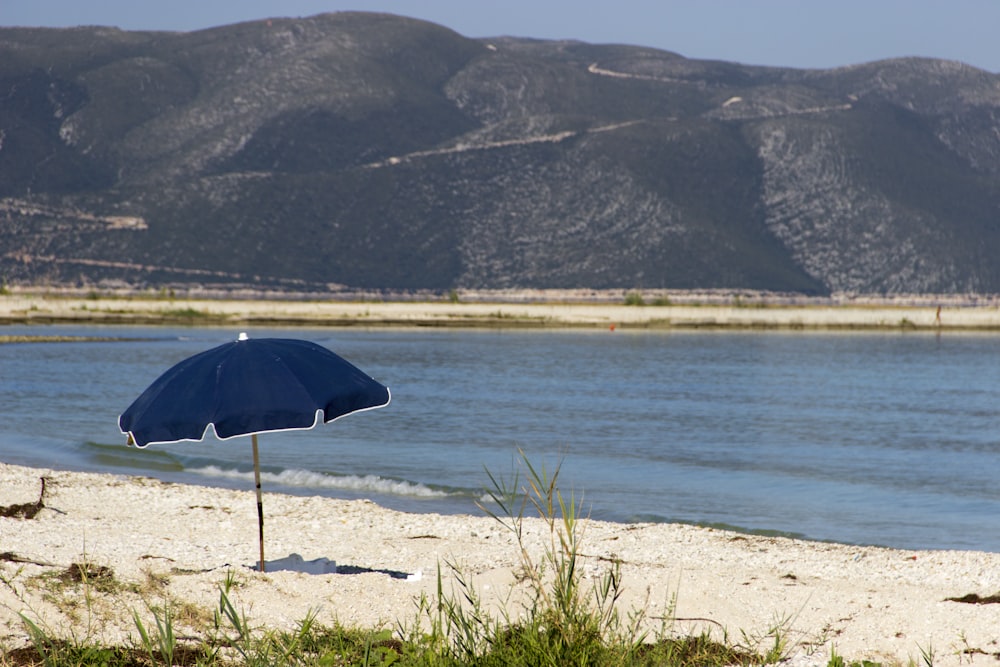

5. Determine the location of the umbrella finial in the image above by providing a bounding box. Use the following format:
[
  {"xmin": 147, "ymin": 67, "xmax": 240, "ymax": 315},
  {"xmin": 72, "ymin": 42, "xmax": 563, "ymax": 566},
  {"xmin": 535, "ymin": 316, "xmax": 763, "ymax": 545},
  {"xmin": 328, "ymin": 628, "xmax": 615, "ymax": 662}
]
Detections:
[{"xmin": 238, "ymin": 332, "xmax": 249, "ymax": 341}]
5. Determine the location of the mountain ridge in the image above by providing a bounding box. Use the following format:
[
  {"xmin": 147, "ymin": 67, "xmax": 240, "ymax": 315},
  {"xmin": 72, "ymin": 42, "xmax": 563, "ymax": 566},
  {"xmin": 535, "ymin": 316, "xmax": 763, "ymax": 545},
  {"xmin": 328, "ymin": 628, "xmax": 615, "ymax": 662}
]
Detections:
[{"xmin": 1, "ymin": 12, "xmax": 999, "ymax": 295}]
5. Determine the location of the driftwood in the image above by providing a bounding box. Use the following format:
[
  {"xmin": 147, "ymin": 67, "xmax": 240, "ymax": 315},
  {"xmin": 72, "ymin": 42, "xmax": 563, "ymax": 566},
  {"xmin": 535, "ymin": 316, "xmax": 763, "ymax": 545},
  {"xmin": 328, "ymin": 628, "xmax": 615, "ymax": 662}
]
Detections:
[
  {"xmin": 0, "ymin": 551, "xmax": 57, "ymax": 567},
  {"xmin": 0, "ymin": 477, "xmax": 48, "ymax": 519},
  {"xmin": 946, "ymin": 593, "xmax": 1000, "ymax": 605}
]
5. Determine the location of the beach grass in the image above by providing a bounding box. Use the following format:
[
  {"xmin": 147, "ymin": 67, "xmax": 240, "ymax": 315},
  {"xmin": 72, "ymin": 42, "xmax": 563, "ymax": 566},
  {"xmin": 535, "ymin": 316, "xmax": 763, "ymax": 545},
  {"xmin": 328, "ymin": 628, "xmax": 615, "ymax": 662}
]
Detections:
[{"xmin": 0, "ymin": 455, "xmax": 913, "ymax": 667}]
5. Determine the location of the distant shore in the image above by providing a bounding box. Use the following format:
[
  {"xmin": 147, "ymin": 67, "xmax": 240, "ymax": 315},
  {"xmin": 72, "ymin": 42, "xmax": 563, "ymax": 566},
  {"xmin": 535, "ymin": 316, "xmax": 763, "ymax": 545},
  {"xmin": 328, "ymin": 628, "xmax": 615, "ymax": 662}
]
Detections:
[{"xmin": 2, "ymin": 289, "xmax": 1000, "ymax": 331}]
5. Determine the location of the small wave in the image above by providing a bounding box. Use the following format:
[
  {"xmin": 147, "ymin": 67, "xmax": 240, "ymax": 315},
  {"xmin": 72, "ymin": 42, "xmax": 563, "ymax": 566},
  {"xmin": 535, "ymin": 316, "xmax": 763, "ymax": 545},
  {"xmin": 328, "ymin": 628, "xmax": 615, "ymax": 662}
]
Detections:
[
  {"xmin": 83, "ymin": 441, "xmax": 185, "ymax": 472},
  {"xmin": 188, "ymin": 466, "xmax": 450, "ymax": 498}
]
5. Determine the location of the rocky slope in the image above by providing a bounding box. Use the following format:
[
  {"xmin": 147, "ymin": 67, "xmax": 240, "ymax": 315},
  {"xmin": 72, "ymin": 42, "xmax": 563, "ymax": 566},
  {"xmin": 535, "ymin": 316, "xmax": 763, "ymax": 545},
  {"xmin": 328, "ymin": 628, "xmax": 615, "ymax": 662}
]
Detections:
[{"xmin": 1, "ymin": 12, "xmax": 999, "ymax": 295}]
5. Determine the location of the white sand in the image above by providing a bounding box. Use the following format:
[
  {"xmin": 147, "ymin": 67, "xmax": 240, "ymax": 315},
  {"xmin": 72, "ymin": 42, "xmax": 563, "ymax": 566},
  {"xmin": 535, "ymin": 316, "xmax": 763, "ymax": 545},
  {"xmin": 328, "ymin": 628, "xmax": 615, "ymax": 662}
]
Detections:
[{"xmin": 2, "ymin": 463, "xmax": 999, "ymax": 665}]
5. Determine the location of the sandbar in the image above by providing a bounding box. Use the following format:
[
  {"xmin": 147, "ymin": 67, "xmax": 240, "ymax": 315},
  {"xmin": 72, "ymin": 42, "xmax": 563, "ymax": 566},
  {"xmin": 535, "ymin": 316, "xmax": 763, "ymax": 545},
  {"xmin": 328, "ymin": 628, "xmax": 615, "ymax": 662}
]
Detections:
[{"xmin": 3, "ymin": 292, "xmax": 1000, "ymax": 330}]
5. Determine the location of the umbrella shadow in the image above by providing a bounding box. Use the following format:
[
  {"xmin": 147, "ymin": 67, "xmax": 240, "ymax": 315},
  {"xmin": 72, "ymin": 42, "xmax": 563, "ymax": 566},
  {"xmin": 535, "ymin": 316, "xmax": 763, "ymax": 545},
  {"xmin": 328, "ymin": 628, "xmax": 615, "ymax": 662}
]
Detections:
[
  {"xmin": 335, "ymin": 564, "xmax": 414, "ymax": 580},
  {"xmin": 259, "ymin": 552, "xmax": 416, "ymax": 580}
]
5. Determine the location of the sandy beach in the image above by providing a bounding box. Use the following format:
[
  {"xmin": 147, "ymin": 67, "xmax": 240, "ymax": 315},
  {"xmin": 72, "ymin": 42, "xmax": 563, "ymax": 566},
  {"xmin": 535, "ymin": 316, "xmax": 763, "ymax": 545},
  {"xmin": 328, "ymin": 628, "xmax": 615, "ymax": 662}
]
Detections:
[
  {"xmin": 2, "ymin": 463, "xmax": 1000, "ymax": 665},
  {"xmin": 3, "ymin": 292, "xmax": 1000, "ymax": 330}
]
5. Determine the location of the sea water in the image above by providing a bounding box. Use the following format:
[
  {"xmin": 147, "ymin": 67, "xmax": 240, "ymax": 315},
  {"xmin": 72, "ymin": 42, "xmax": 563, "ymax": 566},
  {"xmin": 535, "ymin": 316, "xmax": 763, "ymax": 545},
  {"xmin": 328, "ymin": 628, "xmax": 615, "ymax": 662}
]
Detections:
[{"xmin": 2, "ymin": 324, "xmax": 1000, "ymax": 552}]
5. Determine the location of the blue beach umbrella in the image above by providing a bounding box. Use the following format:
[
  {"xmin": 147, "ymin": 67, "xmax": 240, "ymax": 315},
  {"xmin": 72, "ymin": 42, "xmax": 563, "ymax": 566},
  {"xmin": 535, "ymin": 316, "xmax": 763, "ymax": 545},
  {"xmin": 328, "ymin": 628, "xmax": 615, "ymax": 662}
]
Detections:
[{"xmin": 119, "ymin": 332, "xmax": 390, "ymax": 571}]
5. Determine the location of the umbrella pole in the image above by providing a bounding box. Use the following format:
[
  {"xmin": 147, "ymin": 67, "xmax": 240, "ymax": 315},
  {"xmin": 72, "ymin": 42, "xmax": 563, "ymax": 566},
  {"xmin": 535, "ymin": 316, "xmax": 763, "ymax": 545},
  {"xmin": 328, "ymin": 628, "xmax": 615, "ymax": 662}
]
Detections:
[{"xmin": 252, "ymin": 434, "xmax": 265, "ymax": 572}]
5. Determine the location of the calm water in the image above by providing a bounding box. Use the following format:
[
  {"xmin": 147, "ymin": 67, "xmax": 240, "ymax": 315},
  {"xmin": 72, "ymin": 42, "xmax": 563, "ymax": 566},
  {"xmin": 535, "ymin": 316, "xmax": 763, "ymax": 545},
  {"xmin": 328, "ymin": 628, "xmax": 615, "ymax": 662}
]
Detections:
[{"xmin": 3, "ymin": 324, "xmax": 1000, "ymax": 552}]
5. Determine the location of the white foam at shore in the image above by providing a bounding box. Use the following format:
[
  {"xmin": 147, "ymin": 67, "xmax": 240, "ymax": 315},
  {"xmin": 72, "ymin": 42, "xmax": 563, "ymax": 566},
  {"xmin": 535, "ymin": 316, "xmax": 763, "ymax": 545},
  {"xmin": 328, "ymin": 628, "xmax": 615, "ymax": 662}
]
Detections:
[{"xmin": 188, "ymin": 465, "xmax": 450, "ymax": 497}]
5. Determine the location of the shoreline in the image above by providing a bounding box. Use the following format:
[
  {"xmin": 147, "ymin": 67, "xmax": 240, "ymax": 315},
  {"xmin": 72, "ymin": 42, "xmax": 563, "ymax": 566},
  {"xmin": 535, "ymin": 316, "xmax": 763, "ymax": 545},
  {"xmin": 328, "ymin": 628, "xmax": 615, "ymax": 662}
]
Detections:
[
  {"xmin": 2, "ymin": 462, "xmax": 1000, "ymax": 665},
  {"xmin": 3, "ymin": 292, "xmax": 1000, "ymax": 331}
]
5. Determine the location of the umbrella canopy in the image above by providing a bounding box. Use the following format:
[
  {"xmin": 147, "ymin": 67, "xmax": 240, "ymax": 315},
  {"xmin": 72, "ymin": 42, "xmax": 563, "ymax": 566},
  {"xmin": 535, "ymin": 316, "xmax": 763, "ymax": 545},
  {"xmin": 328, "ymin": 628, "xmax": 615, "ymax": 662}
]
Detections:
[
  {"xmin": 119, "ymin": 332, "xmax": 390, "ymax": 571},
  {"xmin": 120, "ymin": 332, "xmax": 390, "ymax": 447}
]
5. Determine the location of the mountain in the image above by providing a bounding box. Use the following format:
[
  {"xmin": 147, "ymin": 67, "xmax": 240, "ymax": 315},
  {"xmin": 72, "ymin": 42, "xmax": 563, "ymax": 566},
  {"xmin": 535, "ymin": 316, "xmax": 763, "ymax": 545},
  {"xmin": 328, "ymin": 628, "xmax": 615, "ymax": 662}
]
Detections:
[{"xmin": 2, "ymin": 12, "xmax": 999, "ymax": 295}]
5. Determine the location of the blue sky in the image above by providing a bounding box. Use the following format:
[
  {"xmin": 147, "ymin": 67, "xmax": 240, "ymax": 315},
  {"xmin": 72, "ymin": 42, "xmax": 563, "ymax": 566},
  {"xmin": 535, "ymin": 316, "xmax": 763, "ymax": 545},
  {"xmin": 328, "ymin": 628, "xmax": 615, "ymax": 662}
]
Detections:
[{"xmin": 3, "ymin": 1, "xmax": 999, "ymax": 72}]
